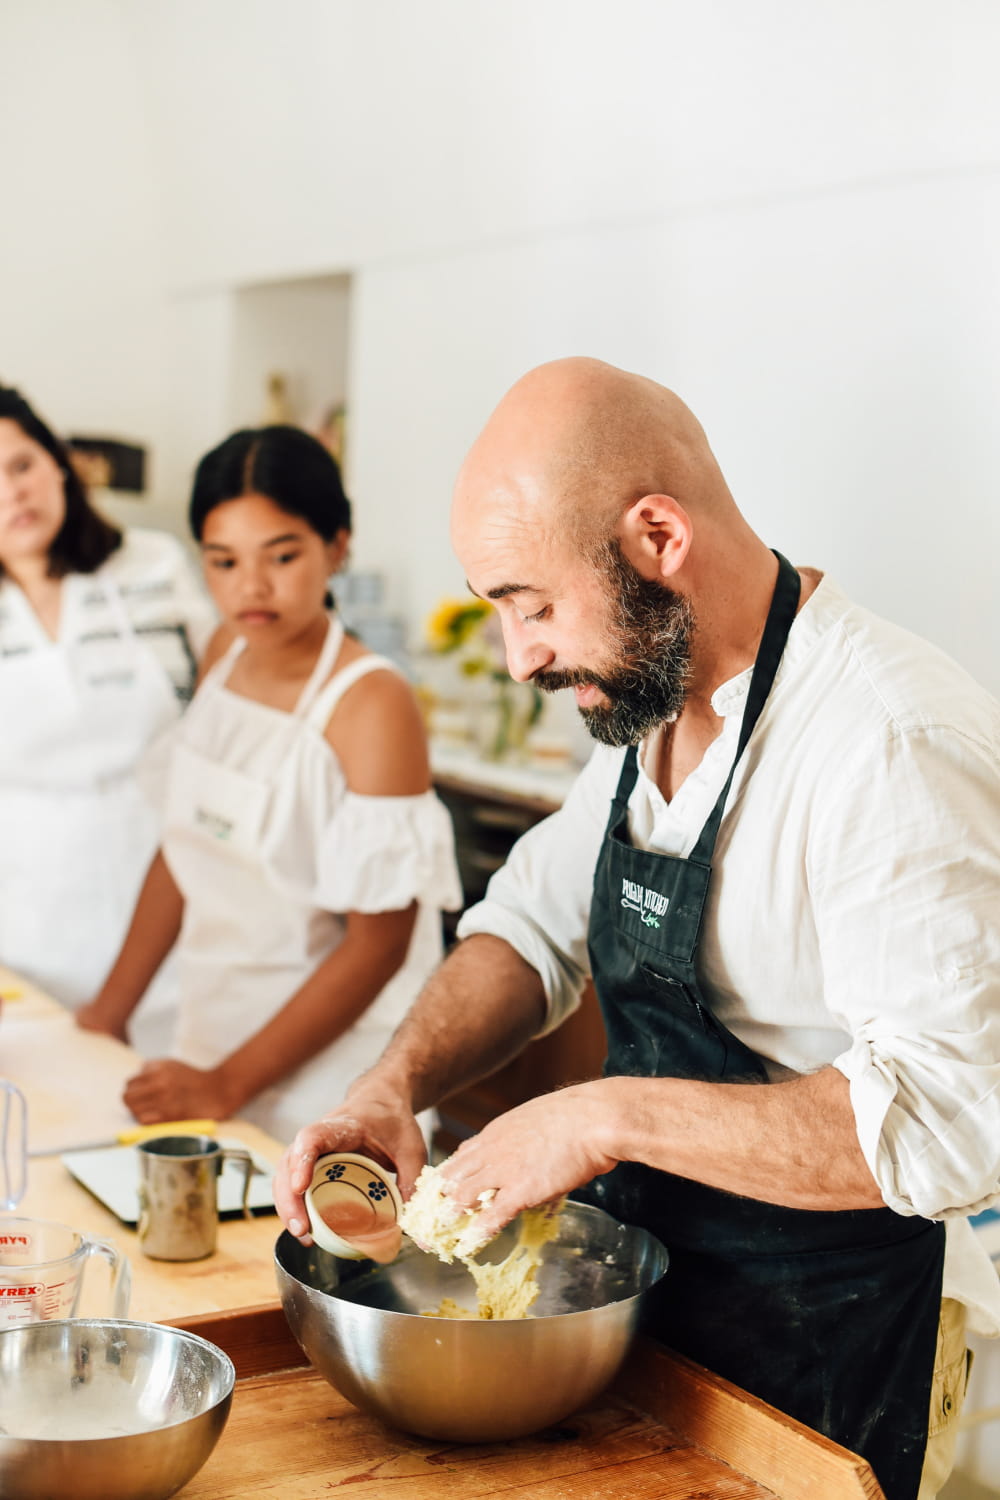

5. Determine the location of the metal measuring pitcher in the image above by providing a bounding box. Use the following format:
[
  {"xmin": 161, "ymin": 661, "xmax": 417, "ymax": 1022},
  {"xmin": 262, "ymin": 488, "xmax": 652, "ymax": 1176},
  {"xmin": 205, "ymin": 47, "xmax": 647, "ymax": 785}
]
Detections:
[{"xmin": 137, "ymin": 1134, "xmax": 254, "ymax": 1261}]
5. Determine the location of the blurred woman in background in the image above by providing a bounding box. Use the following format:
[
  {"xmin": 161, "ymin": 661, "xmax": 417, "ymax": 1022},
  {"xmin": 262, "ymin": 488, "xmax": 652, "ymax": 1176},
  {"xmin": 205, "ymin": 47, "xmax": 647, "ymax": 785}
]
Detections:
[
  {"xmin": 0, "ymin": 384, "xmax": 214, "ymax": 1053},
  {"xmin": 78, "ymin": 425, "xmax": 460, "ymax": 1143}
]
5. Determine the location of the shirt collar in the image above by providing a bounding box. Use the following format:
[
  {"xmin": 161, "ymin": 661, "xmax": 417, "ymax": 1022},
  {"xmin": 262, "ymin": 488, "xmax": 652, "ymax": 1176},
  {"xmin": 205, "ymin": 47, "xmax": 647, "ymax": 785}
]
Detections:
[
  {"xmin": 638, "ymin": 570, "xmax": 851, "ymax": 757},
  {"xmin": 709, "ymin": 571, "xmax": 852, "ymax": 712},
  {"xmin": 710, "ymin": 669, "xmax": 751, "ymax": 717}
]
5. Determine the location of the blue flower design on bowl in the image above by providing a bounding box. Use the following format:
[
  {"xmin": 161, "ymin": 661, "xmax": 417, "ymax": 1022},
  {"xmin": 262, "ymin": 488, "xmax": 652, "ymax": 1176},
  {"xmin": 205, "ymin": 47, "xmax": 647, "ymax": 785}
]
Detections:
[
  {"xmin": 367, "ymin": 1181, "xmax": 389, "ymax": 1201},
  {"xmin": 324, "ymin": 1164, "xmax": 346, "ymax": 1183}
]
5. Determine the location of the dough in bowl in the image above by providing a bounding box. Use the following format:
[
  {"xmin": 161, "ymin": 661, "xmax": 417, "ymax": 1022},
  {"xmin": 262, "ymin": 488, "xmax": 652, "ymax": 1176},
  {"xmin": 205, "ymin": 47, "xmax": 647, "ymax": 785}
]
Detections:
[{"xmin": 400, "ymin": 1161, "xmax": 563, "ymax": 1319}]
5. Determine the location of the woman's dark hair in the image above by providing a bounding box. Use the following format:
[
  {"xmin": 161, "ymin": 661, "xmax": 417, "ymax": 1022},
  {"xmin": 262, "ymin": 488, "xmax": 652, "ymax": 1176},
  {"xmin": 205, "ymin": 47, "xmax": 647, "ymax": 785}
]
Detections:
[
  {"xmin": 0, "ymin": 384, "xmax": 122, "ymax": 578},
  {"xmin": 189, "ymin": 425, "xmax": 352, "ymax": 542}
]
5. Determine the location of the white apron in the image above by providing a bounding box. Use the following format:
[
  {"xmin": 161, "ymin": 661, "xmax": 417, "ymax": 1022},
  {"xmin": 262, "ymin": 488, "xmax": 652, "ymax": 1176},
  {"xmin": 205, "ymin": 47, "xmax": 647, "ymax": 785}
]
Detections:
[
  {"xmin": 161, "ymin": 618, "xmax": 452, "ymax": 1144},
  {"xmin": 0, "ymin": 573, "xmax": 180, "ymax": 1050}
]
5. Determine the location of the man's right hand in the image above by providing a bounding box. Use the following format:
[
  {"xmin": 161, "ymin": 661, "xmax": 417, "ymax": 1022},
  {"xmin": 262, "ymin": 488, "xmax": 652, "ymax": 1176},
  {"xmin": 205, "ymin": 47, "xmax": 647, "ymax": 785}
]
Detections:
[{"xmin": 273, "ymin": 1080, "xmax": 428, "ymax": 1243}]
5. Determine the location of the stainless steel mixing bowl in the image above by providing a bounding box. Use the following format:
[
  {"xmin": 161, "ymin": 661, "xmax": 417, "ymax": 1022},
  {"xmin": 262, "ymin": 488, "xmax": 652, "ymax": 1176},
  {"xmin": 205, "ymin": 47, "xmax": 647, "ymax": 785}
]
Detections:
[
  {"xmin": 0, "ymin": 1318, "xmax": 235, "ymax": 1500},
  {"xmin": 275, "ymin": 1198, "xmax": 669, "ymax": 1442}
]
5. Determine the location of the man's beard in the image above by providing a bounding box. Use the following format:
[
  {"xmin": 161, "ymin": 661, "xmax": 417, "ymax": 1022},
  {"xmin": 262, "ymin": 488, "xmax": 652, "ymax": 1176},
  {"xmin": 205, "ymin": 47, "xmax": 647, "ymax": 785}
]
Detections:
[{"xmin": 533, "ymin": 540, "xmax": 695, "ymax": 747}]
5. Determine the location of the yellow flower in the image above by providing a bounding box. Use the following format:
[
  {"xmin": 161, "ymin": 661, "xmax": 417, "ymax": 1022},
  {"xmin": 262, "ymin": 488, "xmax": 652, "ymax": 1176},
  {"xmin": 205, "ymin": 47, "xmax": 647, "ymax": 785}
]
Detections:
[{"xmin": 425, "ymin": 595, "xmax": 492, "ymax": 653}]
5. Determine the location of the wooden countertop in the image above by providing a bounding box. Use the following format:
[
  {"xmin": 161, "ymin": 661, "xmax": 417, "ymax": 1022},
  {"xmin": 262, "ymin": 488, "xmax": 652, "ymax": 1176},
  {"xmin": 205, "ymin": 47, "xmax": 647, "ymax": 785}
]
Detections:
[{"xmin": 1, "ymin": 967, "xmax": 285, "ymax": 1323}]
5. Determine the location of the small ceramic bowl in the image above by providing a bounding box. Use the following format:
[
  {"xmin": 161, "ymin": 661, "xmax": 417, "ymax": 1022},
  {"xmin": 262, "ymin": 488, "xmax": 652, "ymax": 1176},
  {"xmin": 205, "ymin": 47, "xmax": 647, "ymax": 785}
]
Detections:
[{"xmin": 304, "ymin": 1152, "xmax": 403, "ymax": 1261}]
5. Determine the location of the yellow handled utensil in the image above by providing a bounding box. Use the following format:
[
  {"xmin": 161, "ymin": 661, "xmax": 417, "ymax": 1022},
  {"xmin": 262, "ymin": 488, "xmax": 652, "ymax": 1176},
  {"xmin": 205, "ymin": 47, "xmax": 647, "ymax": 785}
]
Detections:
[
  {"xmin": 32, "ymin": 1120, "xmax": 219, "ymax": 1158},
  {"xmin": 115, "ymin": 1119, "xmax": 218, "ymax": 1145}
]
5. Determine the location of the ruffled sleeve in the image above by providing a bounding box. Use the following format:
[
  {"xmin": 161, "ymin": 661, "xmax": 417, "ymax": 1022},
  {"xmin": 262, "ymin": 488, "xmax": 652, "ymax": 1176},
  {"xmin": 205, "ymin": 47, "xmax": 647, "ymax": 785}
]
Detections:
[{"xmin": 316, "ymin": 789, "xmax": 463, "ymax": 915}]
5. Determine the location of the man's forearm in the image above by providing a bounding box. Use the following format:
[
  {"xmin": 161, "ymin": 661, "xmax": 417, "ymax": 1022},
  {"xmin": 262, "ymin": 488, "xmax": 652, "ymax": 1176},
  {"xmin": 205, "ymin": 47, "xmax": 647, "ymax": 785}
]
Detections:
[
  {"xmin": 356, "ymin": 933, "xmax": 548, "ymax": 1115},
  {"xmin": 441, "ymin": 1064, "xmax": 886, "ymax": 1235},
  {"xmin": 609, "ymin": 1065, "xmax": 884, "ymax": 1210}
]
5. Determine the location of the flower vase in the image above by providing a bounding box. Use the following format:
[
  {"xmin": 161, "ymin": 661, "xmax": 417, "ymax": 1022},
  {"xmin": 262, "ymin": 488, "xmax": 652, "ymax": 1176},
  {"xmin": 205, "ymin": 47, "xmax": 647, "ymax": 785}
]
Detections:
[{"xmin": 470, "ymin": 677, "xmax": 544, "ymax": 762}]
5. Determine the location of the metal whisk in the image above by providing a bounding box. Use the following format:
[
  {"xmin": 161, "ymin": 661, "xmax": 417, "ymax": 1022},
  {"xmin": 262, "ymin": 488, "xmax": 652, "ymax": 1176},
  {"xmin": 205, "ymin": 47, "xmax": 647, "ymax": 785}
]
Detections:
[{"xmin": 1, "ymin": 1079, "xmax": 27, "ymax": 1210}]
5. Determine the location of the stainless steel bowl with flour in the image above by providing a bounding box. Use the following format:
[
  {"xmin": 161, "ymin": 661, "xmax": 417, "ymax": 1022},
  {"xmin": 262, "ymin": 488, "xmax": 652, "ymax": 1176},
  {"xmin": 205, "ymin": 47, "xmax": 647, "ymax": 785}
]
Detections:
[
  {"xmin": 276, "ymin": 1198, "xmax": 669, "ymax": 1442},
  {"xmin": 0, "ymin": 1318, "xmax": 234, "ymax": 1500}
]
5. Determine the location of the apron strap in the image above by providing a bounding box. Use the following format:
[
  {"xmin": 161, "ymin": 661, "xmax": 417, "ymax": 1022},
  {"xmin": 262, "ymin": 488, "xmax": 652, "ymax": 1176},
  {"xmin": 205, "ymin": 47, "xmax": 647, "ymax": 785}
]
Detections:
[
  {"xmin": 293, "ymin": 614, "xmax": 346, "ymax": 718},
  {"xmin": 606, "ymin": 551, "xmax": 799, "ymax": 847},
  {"xmin": 212, "ymin": 616, "xmax": 345, "ymax": 710},
  {"xmin": 611, "ymin": 744, "xmax": 641, "ymax": 812},
  {"xmin": 304, "ymin": 653, "xmax": 401, "ymax": 732},
  {"xmin": 689, "ymin": 551, "xmax": 800, "ymax": 863},
  {"xmin": 206, "ymin": 634, "xmax": 246, "ymax": 691}
]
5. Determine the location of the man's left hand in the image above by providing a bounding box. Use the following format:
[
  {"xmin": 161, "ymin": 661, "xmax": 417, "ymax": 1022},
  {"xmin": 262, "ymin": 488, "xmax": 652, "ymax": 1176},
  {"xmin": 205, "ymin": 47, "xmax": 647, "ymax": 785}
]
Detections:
[{"xmin": 439, "ymin": 1081, "xmax": 619, "ymax": 1239}]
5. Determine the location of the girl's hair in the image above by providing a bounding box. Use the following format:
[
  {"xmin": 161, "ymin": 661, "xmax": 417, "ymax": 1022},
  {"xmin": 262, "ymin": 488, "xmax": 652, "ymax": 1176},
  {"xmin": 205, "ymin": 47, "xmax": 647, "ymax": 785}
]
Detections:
[
  {"xmin": 0, "ymin": 384, "xmax": 123, "ymax": 578},
  {"xmin": 189, "ymin": 425, "xmax": 352, "ymax": 541}
]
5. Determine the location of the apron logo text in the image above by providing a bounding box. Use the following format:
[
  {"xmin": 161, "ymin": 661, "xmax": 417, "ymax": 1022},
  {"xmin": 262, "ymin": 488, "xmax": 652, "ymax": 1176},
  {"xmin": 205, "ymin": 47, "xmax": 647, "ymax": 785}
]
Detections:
[
  {"xmin": 620, "ymin": 878, "xmax": 669, "ymax": 928},
  {"xmin": 86, "ymin": 670, "xmax": 137, "ymax": 690},
  {"xmin": 194, "ymin": 807, "xmax": 234, "ymax": 841}
]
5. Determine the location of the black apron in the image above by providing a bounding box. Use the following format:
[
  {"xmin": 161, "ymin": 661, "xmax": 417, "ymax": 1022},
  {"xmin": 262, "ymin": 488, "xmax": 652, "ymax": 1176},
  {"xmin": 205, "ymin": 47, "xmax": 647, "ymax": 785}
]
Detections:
[{"xmin": 583, "ymin": 552, "xmax": 944, "ymax": 1500}]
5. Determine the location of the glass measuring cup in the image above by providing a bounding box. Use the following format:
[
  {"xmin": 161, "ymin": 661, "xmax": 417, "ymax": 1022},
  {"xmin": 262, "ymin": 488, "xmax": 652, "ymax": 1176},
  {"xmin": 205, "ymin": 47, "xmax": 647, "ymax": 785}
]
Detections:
[
  {"xmin": 0, "ymin": 1215, "xmax": 131, "ymax": 1329},
  {"xmin": 1, "ymin": 1079, "xmax": 27, "ymax": 1210}
]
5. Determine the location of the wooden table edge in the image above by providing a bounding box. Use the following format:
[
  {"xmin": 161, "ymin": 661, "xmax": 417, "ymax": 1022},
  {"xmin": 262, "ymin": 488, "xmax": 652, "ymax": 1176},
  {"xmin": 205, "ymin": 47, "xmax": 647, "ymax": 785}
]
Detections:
[
  {"xmin": 613, "ymin": 1337, "xmax": 885, "ymax": 1500},
  {"xmin": 168, "ymin": 1304, "xmax": 885, "ymax": 1500}
]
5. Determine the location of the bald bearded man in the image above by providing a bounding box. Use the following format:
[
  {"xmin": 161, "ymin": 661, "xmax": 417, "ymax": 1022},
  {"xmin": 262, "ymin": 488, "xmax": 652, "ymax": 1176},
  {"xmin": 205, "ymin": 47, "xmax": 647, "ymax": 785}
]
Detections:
[{"xmin": 276, "ymin": 359, "xmax": 1000, "ymax": 1500}]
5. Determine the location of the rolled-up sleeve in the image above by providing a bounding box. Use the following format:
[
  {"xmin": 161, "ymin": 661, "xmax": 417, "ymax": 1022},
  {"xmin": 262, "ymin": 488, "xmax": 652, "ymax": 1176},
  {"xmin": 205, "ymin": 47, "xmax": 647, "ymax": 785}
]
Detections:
[
  {"xmin": 818, "ymin": 722, "xmax": 1000, "ymax": 1220},
  {"xmin": 456, "ymin": 747, "xmax": 622, "ymax": 1034}
]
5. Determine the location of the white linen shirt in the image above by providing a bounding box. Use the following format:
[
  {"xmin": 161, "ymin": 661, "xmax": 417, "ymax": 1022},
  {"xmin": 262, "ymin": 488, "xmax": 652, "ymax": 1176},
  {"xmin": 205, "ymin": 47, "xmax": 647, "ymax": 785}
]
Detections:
[{"xmin": 457, "ymin": 574, "xmax": 1000, "ymax": 1334}]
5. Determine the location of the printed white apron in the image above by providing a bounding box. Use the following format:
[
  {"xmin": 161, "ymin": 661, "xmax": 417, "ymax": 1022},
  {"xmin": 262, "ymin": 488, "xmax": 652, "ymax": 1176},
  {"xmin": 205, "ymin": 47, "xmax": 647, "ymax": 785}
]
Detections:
[
  {"xmin": 162, "ymin": 619, "xmax": 413, "ymax": 1144},
  {"xmin": 0, "ymin": 574, "xmax": 180, "ymax": 1047}
]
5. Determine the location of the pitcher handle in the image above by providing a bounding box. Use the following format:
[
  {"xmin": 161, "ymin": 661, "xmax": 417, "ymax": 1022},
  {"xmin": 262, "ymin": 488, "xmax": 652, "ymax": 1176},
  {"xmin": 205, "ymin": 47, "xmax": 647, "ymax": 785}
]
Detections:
[
  {"xmin": 86, "ymin": 1235, "xmax": 132, "ymax": 1319},
  {"xmin": 219, "ymin": 1146, "xmax": 255, "ymax": 1221},
  {"xmin": 1, "ymin": 1080, "xmax": 27, "ymax": 1211}
]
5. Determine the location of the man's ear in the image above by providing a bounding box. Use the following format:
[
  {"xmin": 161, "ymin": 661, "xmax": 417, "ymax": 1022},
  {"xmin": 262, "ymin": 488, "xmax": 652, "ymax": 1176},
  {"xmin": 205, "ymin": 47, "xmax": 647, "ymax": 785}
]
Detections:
[{"xmin": 618, "ymin": 494, "xmax": 692, "ymax": 581}]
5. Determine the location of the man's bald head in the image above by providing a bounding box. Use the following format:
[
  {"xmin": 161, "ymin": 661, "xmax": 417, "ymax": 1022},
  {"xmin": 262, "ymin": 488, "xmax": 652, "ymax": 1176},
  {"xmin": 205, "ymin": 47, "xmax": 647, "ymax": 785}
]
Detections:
[
  {"xmin": 452, "ymin": 359, "xmax": 781, "ymax": 731},
  {"xmin": 453, "ymin": 357, "xmax": 737, "ymax": 556}
]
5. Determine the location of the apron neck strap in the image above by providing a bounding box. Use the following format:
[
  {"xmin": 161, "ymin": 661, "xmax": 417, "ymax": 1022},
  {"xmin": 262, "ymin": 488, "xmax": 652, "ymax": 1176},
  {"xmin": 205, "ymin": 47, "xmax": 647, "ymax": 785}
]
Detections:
[
  {"xmin": 689, "ymin": 550, "xmax": 800, "ymax": 863},
  {"xmin": 210, "ymin": 634, "xmax": 247, "ymax": 689},
  {"xmin": 293, "ymin": 614, "xmax": 345, "ymax": 719},
  {"xmin": 612, "ymin": 744, "xmax": 641, "ymax": 810}
]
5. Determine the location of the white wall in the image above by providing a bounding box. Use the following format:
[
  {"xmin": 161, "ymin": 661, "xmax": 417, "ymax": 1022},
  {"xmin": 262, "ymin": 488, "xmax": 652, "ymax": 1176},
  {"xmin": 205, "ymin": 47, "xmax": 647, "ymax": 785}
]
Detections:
[
  {"xmin": 4, "ymin": 0, "xmax": 999, "ymax": 693},
  {"xmin": 0, "ymin": 1, "xmax": 168, "ymax": 494},
  {"xmin": 121, "ymin": 0, "xmax": 999, "ymax": 692},
  {"xmin": 349, "ymin": 170, "xmax": 1000, "ymax": 694},
  {"xmin": 124, "ymin": 1, "xmax": 1000, "ymax": 285}
]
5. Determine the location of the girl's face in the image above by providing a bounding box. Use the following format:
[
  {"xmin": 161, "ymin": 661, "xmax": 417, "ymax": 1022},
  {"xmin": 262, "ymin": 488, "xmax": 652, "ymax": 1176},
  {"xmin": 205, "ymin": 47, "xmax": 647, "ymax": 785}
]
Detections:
[
  {"xmin": 200, "ymin": 492, "xmax": 348, "ymax": 645},
  {"xmin": 0, "ymin": 419, "xmax": 67, "ymax": 569}
]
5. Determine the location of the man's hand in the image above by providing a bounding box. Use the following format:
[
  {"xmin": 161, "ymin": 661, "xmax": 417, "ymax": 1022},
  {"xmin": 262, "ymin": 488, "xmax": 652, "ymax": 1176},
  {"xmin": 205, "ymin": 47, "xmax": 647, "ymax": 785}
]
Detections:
[
  {"xmin": 123, "ymin": 1060, "xmax": 239, "ymax": 1124},
  {"xmin": 439, "ymin": 1081, "xmax": 619, "ymax": 1242},
  {"xmin": 273, "ymin": 1081, "xmax": 428, "ymax": 1243}
]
